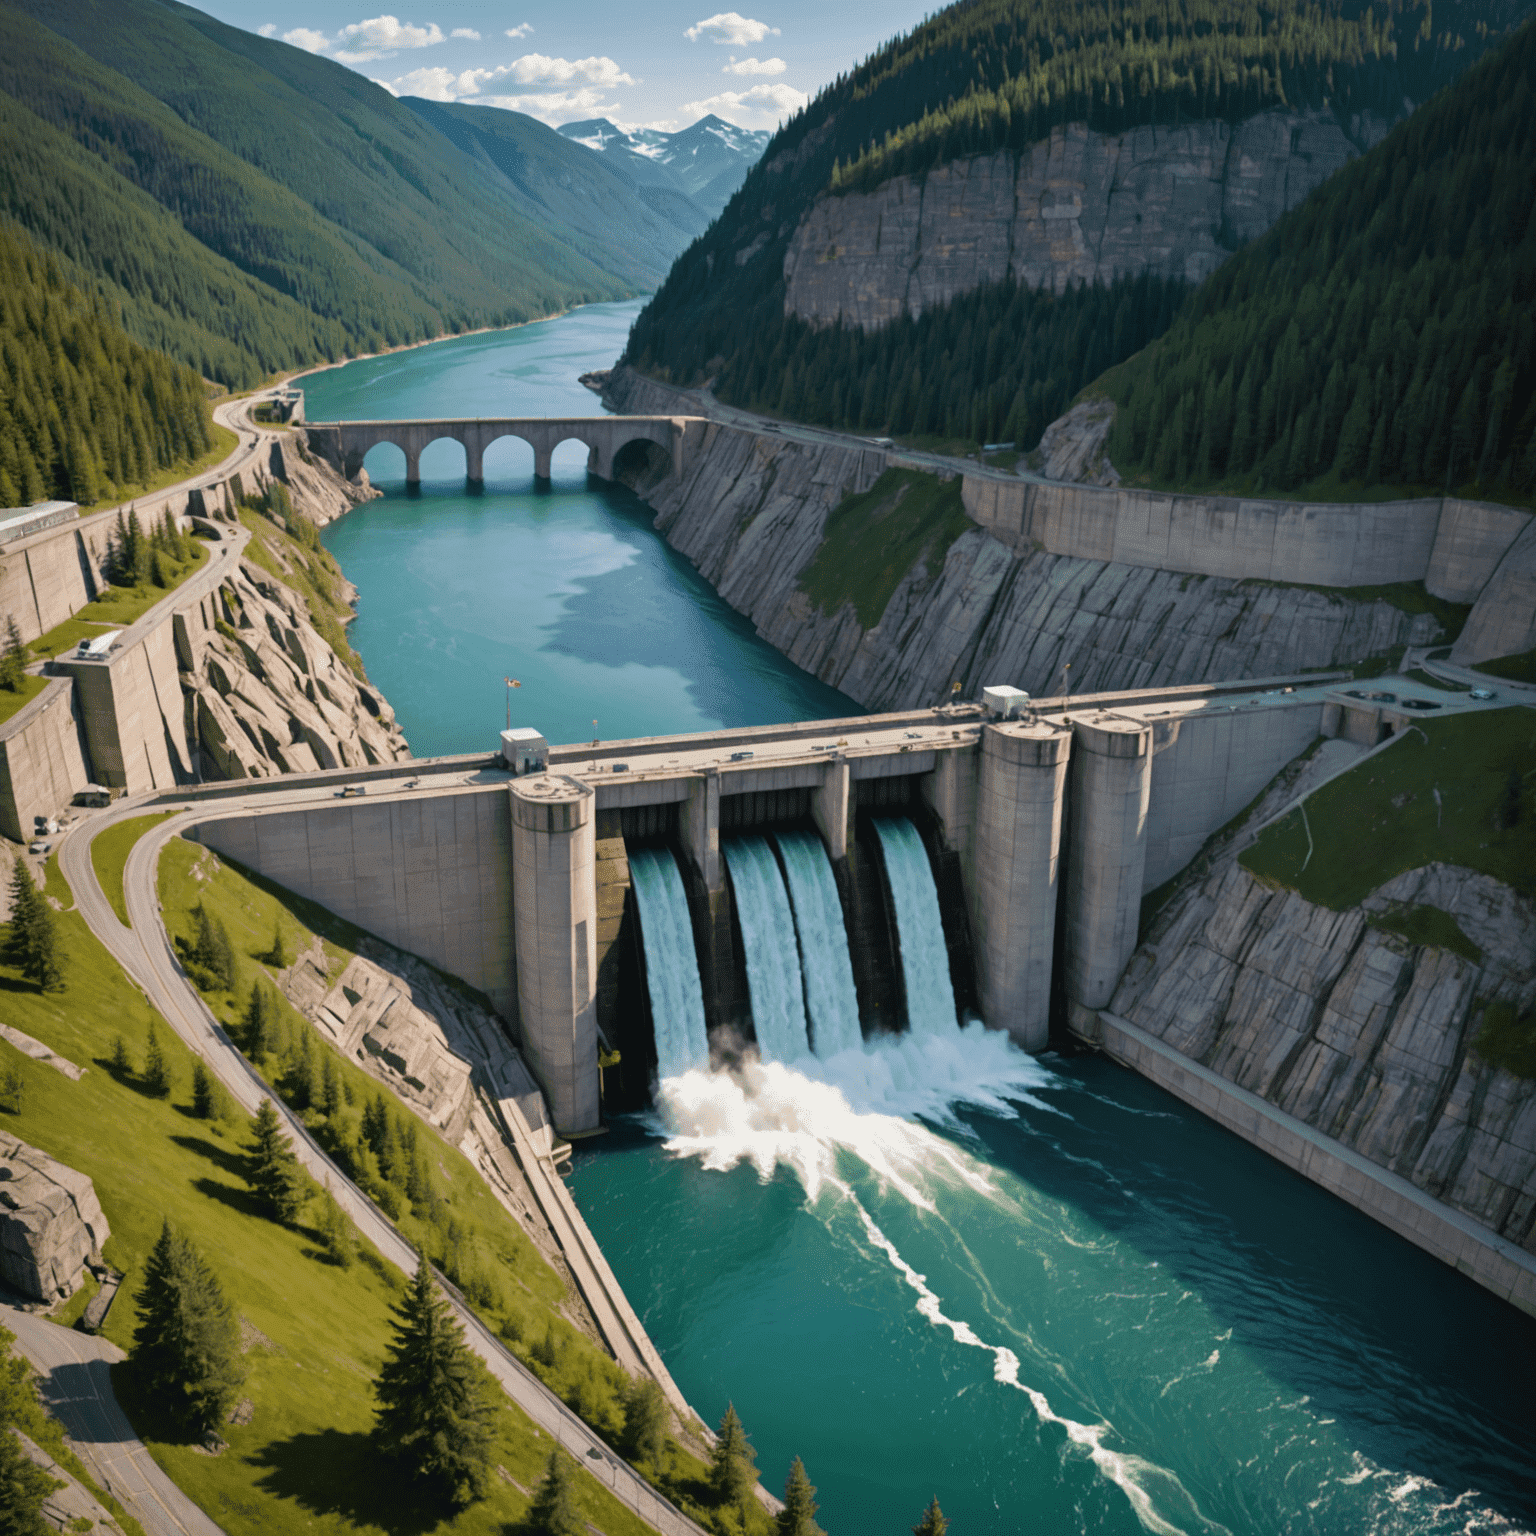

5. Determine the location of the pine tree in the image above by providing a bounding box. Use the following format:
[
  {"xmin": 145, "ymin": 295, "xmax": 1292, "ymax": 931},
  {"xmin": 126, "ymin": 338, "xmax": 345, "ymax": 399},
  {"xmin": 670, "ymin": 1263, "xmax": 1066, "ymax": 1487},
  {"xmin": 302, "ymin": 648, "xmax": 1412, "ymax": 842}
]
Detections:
[
  {"xmin": 247, "ymin": 1098, "xmax": 305, "ymax": 1224},
  {"xmin": 191, "ymin": 904, "xmax": 236, "ymax": 991},
  {"xmin": 372, "ymin": 1252, "xmax": 495, "ymax": 1506},
  {"xmin": 317, "ymin": 1182, "xmax": 354, "ymax": 1268},
  {"xmin": 320, "ymin": 1053, "xmax": 341, "ymax": 1119},
  {"xmin": 0, "ymin": 616, "xmax": 26, "ymax": 693},
  {"xmin": 0, "ymin": 1414, "xmax": 55, "ymax": 1534},
  {"xmin": 5, "ymin": 863, "xmax": 62, "ymax": 993},
  {"xmin": 526, "ymin": 1449, "xmax": 584, "ymax": 1536},
  {"xmin": 709, "ymin": 1403, "xmax": 758, "ymax": 1511},
  {"xmin": 265, "ymin": 918, "xmax": 289, "ymax": 969},
  {"xmin": 0, "ymin": 1065, "xmax": 24, "ymax": 1115},
  {"xmin": 620, "ymin": 1376, "xmax": 669, "ymax": 1466},
  {"xmin": 143, "ymin": 1022, "xmax": 173, "ymax": 1098},
  {"xmin": 242, "ymin": 980, "xmax": 274, "ymax": 1057},
  {"xmin": 190, "ymin": 1059, "xmax": 222, "ymax": 1119},
  {"xmin": 286, "ymin": 1030, "xmax": 314, "ymax": 1110},
  {"xmin": 131, "ymin": 1221, "xmax": 245, "ymax": 1435},
  {"xmin": 109, "ymin": 1035, "xmax": 132, "ymax": 1078},
  {"xmin": 777, "ymin": 1456, "xmax": 823, "ymax": 1536},
  {"xmin": 913, "ymin": 1496, "xmax": 949, "ymax": 1536}
]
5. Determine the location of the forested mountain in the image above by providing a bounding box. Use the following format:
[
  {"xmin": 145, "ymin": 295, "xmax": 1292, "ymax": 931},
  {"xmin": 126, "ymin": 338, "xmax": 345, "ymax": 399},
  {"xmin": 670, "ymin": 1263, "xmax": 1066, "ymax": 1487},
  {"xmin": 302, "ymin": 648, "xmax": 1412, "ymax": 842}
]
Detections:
[
  {"xmin": 0, "ymin": 0, "xmax": 665, "ymax": 388},
  {"xmin": 624, "ymin": 0, "xmax": 1533, "ymax": 446},
  {"xmin": 1101, "ymin": 18, "xmax": 1536, "ymax": 499},
  {"xmin": 0, "ymin": 222, "xmax": 212, "ymax": 508}
]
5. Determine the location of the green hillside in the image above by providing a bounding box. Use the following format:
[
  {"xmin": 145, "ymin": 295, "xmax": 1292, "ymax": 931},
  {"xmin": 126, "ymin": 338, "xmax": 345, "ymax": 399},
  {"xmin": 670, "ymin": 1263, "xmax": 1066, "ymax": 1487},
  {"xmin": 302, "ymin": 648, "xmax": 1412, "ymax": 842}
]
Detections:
[
  {"xmin": 0, "ymin": 0, "xmax": 655, "ymax": 387},
  {"xmin": 623, "ymin": 0, "xmax": 1531, "ymax": 445},
  {"xmin": 0, "ymin": 221, "xmax": 211, "ymax": 506},
  {"xmin": 1101, "ymin": 18, "xmax": 1536, "ymax": 502}
]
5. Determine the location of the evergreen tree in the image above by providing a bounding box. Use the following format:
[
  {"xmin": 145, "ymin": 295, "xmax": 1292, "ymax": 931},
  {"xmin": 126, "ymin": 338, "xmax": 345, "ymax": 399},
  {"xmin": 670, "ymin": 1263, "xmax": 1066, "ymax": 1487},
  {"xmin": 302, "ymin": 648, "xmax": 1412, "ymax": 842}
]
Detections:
[
  {"xmin": 0, "ymin": 1417, "xmax": 55, "ymax": 1534},
  {"xmin": 241, "ymin": 980, "xmax": 275, "ymax": 1057},
  {"xmin": 709, "ymin": 1403, "xmax": 759, "ymax": 1511},
  {"xmin": 190, "ymin": 1059, "xmax": 223, "ymax": 1119},
  {"xmin": 320, "ymin": 1053, "xmax": 341, "ymax": 1119},
  {"xmin": 109, "ymin": 1034, "xmax": 132, "ymax": 1078},
  {"xmin": 5, "ymin": 863, "xmax": 62, "ymax": 993},
  {"xmin": 777, "ymin": 1456, "xmax": 823, "ymax": 1536},
  {"xmin": 190, "ymin": 904, "xmax": 236, "ymax": 990},
  {"xmin": 317, "ymin": 1182, "xmax": 354, "ymax": 1269},
  {"xmin": 526, "ymin": 1449, "xmax": 584, "ymax": 1536},
  {"xmin": 619, "ymin": 1376, "xmax": 669, "ymax": 1466},
  {"xmin": 265, "ymin": 918, "xmax": 289, "ymax": 969},
  {"xmin": 913, "ymin": 1496, "xmax": 949, "ymax": 1536},
  {"xmin": 372, "ymin": 1252, "xmax": 495, "ymax": 1506},
  {"xmin": 142, "ymin": 1022, "xmax": 172, "ymax": 1098},
  {"xmin": 247, "ymin": 1098, "xmax": 305, "ymax": 1224},
  {"xmin": 0, "ymin": 1065, "xmax": 24, "ymax": 1115},
  {"xmin": 131, "ymin": 1221, "xmax": 245, "ymax": 1435},
  {"xmin": 0, "ymin": 617, "xmax": 26, "ymax": 693},
  {"xmin": 286, "ymin": 1030, "xmax": 314, "ymax": 1110}
]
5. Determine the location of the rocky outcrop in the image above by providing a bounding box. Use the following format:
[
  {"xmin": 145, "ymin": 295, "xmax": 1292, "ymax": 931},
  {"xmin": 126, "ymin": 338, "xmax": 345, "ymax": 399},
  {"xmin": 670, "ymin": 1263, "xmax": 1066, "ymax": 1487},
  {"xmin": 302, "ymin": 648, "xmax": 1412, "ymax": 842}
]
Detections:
[
  {"xmin": 609, "ymin": 366, "xmax": 1443, "ymax": 710},
  {"xmin": 0, "ymin": 1137, "xmax": 110, "ymax": 1301},
  {"xmin": 1029, "ymin": 400, "xmax": 1120, "ymax": 485},
  {"xmin": 1111, "ymin": 846, "xmax": 1536, "ymax": 1250},
  {"xmin": 178, "ymin": 557, "xmax": 408, "ymax": 779},
  {"xmin": 784, "ymin": 111, "xmax": 1391, "ymax": 327},
  {"xmin": 263, "ymin": 434, "xmax": 377, "ymax": 528}
]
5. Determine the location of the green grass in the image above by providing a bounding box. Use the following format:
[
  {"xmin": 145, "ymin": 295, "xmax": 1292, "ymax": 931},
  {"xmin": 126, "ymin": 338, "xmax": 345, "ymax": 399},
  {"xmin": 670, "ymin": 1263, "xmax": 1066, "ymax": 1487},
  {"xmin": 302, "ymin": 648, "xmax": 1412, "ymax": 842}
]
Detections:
[
  {"xmin": 1473, "ymin": 648, "xmax": 1536, "ymax": 685},
  {"xmin": 77, "ymin": 424, "xmax": 240, "ymax": 515},
  {"xmin": 1472, "ymin": 1000, "xmax": 1536, "ymax": 1080},
  {"xmin": 0, "ymin": 854, "xmax": 675, "ymax": 1536},
  {"xmin": 1366, "ymin": 901, "xmax": 1483, "ymax": 962},
  {"xmin": 154, "ymin": 835, "xmax": 769, "ymax": 1534},
  {"xmin": 1240, "ymin": 708, "xmax": 1536, "ymax": 907},
  {"xmin": 799, "ymin": 468, "xmax": 975, "ymax": 628},
  {"xmin": 29, "ymin": 543, "xmax": 209, "ymax": 660},
  {"xmin": 91, "ymin": 813, "xmax": 174, "ymax": 927},
  {"xmin": 0, "ymin": 671, "xmax": 49, "ymax": 725}
]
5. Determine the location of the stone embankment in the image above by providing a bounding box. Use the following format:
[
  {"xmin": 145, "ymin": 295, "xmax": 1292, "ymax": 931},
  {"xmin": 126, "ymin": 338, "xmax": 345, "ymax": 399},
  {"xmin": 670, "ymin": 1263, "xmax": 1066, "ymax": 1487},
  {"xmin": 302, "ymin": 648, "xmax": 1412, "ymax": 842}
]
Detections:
[
  {"xmin": 606, "ymin": 366, "xmax": 1445, "ymax": 710},
  {"xmin": 782, "ymin": 109, "xmax": 1391, "ymax": 327},
  {"xmin": 1109, "ymin": 818, "xmax": 1536, "ymax": 1263}
]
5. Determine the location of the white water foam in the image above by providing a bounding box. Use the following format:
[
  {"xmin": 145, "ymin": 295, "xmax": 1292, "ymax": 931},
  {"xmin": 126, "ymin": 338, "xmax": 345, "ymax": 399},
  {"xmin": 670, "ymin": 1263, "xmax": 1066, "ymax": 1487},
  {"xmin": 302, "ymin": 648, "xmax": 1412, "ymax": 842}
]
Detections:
[{"xmin": 651, "ymin": 1028, "xmax": 1228, "ymax": 1536}]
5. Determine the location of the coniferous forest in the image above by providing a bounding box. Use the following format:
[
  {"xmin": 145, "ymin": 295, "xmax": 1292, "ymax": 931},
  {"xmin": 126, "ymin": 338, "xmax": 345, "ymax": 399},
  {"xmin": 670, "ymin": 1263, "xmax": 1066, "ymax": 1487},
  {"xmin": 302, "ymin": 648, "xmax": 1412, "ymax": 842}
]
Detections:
[
  {"xmin": 0, "ymin": 222, "xmax": 212, "ymax": 508},
  {"xmin": 1103, "ymin": 19, "xmax": 1536, "ymax": 497},
  {"xmin": 623, "ymin": 0, "xmax": 1531, "ymax": 450}
]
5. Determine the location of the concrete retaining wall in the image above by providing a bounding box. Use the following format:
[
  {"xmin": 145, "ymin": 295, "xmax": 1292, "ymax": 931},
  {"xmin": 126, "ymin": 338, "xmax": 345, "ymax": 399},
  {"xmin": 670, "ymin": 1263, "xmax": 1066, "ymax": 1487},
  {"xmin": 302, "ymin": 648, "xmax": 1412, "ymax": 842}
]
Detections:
[
  {"xmin": 0, "ymin": 524, "xmax": 108, "ymax": 645},
  {"xmin": 1142, "ymin": 700, "xmax": 1324, "ymax": 892},
  {"xmin": 960, "ymin": 476, "xmax": 1530, "ymax": 595},
  {"xmin": 1089, "ymin": 1009, "xmax": 1536, "ymax": 1318},
  {"xmin": 187, "ymin": 788, "xmax": 516, "ymax": 1021},
  {"xmin": 0, "ymin": 681, "xmax": 89, "ymax": 843}
]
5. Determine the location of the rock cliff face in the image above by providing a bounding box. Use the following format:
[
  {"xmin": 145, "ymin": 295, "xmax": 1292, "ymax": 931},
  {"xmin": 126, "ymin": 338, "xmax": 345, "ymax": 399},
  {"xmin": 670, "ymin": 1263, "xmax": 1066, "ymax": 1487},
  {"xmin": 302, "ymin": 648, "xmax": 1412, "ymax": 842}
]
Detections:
[
  {"xmin": 1029, "ymin": 400, "xmax": 1120, "ymax": 485},
  {"xmin": 1111, "ymin": 794, "xmax": 1536, "ymax": 1251},
  {"xmin": 783, "ymin": 110, "xmax": 1390, "ymax": 327},
  {"xmin": 0, "ymin": 1135, "xmax": 110, "ymax": 1301},
  {"xmin": 609, "ymin": 367, "xmax": 1442, "ymax": 710},
  {"xmin": 177, "ymin": 442, "xmax": 409, "ymax": 781}
]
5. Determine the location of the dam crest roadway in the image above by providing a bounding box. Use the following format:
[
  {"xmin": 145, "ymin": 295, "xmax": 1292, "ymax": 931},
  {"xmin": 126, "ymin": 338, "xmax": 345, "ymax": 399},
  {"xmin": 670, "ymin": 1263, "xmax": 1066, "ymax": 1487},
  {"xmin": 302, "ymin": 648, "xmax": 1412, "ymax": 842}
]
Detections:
[{"xmin": 305, "ymin": 414, "xmax": 704, "ymax": 484}]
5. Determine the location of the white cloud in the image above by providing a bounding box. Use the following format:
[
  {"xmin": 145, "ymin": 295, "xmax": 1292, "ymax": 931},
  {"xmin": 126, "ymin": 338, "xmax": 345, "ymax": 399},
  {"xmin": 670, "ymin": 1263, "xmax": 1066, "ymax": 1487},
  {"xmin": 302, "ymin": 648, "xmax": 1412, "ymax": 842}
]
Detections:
[
  {"xmin": 722, "ymin": 55, "xmax": 785, "ymax": 75},
  {"xmin": 450, "ymin": 26, "xmax": 480, "ymax": 39},
  {"xmin": 683, "ymin": 81, "xmax": 805, "ymax": 126},
  {"xmin": 381, "ymin": 64, "xmax": 460, "ymax": 98},
  {"xmin": 257, "ymin": 22, "xmax": 277, "ymax": 37},
  {"xmin": 331, "ymin": 14, "xmax": 445, "ymax": 63},
  {"xmin": 493, "ymin": 53, "xmax": 635, "ymax": 87},
  {"xmin": 282, "ymin": 26, "xmax": 330, "ymax": 52},
  {"xmin": 476, "ymin": 88, "xmax": 614, "ymax": 124},
  {"xmin": 504, "ymin": 23, "xmax": 534, "ymax": 39},
  {"xmin": 685, "ymin": 11, "xmax": 778, "ymax": 45}
]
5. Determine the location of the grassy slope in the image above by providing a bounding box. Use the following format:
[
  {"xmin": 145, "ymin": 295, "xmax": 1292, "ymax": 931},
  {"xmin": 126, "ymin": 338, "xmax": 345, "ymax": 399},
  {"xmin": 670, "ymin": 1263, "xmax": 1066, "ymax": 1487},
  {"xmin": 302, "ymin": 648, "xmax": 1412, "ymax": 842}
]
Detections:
[
  {"xmin": 1240, "ymin": 708, "xmax": 1536, "ymax": 906},
  {"xmin": 0, "ymin": 672, "xmax": 48, "ymax": 727},
  {"xmin": 0, "ymin": 854, "xmax": 671, "ymax": 1536},
  {"xmin": 798, "ymin": 468, "xmax": 974, "ymax": 628},
  {"xmin": 91, "ymin": 812, "xmax": 173, "ymax": 927},
  {"xmin": 154, "ymin": 836, "xmax": 768, "ymax": 1533}
]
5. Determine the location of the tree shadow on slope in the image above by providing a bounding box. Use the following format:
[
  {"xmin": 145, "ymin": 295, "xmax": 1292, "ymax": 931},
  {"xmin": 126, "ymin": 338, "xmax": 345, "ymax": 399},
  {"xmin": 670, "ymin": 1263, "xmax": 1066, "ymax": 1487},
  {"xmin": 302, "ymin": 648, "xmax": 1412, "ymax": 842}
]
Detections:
[{"xmin": 249, "ymin": 1429, "xmax": 449, "ymax": 1535}]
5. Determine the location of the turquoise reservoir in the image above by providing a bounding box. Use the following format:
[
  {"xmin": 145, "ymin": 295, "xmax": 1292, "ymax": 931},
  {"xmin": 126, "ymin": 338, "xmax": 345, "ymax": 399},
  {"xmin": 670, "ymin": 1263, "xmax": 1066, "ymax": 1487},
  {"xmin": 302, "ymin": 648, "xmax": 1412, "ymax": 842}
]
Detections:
[{"xmin": 304, "ymin": 305, "xmax": 1536, "ymax": 1535}]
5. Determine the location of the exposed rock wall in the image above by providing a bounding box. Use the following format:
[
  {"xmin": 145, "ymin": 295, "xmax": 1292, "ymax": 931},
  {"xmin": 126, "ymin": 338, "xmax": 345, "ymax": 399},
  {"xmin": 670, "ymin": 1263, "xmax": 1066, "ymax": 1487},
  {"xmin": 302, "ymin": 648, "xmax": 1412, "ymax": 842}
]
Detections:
[
  {"xmin": 0, "ymin": 1136, "xmax": 110, "ymax": 1301},
  {"xmin": 1111, "ymin": 852, "xmax": 1536, "ymax": 1252},
  {"xmin": 784, "ymin": 111, "xmax": 1389, "ymax": 327},
  {"xmin": 609, "ymin": 367, "xmax": 1442, "ymax": 710}
]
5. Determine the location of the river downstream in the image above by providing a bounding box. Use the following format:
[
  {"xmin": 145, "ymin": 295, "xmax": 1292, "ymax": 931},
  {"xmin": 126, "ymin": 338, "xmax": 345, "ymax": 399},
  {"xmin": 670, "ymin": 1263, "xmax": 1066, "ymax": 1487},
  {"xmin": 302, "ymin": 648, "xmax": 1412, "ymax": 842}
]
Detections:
[{"xmin": 303, "ymin": 305, "xmax": 1536, "ymax": 1536}]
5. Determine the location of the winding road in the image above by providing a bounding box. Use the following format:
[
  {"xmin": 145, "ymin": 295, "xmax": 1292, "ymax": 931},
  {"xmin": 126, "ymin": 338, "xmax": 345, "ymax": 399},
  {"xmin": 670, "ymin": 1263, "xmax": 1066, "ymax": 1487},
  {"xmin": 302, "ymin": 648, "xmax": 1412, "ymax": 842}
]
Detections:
[{"xmin": 55, "ymin": 796, "xmax": 709, "ymax": 1536}]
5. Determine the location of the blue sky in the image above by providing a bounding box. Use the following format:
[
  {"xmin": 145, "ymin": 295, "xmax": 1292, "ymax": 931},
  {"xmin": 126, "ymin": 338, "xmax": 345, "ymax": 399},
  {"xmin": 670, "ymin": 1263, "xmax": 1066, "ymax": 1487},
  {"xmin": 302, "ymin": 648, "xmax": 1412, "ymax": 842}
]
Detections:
[{"xmin": 192, "ymin": 2, "xmax": 934, "ymax": 131}]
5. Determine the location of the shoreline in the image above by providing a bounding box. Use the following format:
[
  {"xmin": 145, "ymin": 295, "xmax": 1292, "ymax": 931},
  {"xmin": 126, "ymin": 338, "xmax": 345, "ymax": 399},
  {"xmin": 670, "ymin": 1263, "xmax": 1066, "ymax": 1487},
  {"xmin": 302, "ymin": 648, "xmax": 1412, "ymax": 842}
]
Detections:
[{"xmin": 281, "ymin": 296, "xmax": 648, "ymax": 393}]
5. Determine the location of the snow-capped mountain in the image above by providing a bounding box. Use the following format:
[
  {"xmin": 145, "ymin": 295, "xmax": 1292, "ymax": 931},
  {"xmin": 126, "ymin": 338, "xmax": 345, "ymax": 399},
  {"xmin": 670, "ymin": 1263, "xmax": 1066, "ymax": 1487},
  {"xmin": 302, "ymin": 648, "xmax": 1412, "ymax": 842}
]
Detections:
[{"xmin": 558, "ymin": 115, "xmax": 769, "ymax": 218}]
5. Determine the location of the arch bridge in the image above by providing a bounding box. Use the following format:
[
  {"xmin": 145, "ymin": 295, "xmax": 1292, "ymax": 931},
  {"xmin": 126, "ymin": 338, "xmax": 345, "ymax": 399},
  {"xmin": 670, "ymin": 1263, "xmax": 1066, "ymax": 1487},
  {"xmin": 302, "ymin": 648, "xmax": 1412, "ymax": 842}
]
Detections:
[{"xmin": 304, "ymin": 415, "xmax": 704, "ymax": 485}]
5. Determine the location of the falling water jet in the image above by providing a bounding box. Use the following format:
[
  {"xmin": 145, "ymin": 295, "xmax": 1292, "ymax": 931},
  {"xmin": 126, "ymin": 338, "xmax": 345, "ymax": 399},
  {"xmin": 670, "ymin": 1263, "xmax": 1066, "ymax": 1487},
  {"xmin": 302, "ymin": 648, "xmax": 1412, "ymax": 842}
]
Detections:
[
  {"xmin": 723, "ymin": 834, "xmax": 811, "ymax": 1062},
  {"xmin": 872, "ymin": 817, "xmax": 957, "ymax": 1035},
  {"xmin": 775, "ymin": 829, "xmax": 862, "ymax": 1057},
  {"xmin": 628, "ymin": 845, "xmax": 709, "ymax": 1077}
]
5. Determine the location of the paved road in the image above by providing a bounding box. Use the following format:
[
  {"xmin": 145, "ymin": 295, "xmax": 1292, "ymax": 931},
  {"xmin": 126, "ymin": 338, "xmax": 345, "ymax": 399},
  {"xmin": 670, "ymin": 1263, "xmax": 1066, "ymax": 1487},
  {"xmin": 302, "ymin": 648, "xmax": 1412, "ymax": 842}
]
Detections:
[
  {"xmin": 57, "ymin": 806, "xmax": 710, "ymax": 1536},
  {"xmin": 2, "ymin": 1305, "xmax": 223, "ymax": 1536}
]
